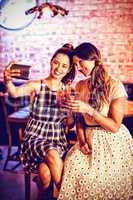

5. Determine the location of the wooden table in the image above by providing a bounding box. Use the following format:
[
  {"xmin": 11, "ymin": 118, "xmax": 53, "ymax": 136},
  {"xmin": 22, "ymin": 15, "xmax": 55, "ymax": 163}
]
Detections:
[
  {"xmin": 8, "ymin": 106, "xmax": 30, "ymax": 123},
  {"xmin": 3, "ymin": 106, "xmax": 30, "ymax": 170},
  {"xmin": 7, "ymin": 105, "xmax": 30, "ymax": 145}
]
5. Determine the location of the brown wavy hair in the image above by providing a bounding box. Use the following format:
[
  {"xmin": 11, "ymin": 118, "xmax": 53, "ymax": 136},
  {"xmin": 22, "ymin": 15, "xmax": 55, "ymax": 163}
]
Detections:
[{"xmin": 74, "ymin": 42, "xmax": 111, "ymax": 111}]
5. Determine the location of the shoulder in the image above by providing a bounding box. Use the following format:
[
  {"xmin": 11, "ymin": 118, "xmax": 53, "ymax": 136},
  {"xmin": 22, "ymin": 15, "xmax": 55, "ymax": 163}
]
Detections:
[
  {"xmin": 110, "ymin": 77, "xmax": 125, "ymax": 91},
  {"xmin": 110, "ymin": 77, "xmax": 128, "ymax": 100}
]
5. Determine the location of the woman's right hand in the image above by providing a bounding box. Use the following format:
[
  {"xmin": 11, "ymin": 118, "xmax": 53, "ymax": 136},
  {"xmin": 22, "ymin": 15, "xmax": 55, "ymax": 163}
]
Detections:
[{"xmin": 3, "ymin": 61, "xmax": 16, "ymax": 83}]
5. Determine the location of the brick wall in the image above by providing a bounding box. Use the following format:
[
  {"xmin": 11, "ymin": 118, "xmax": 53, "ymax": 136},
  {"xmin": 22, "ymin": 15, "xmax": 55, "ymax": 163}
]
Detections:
[{"xmin": 0, "ymin": 0, "xmax": 133, "ymax": 83}]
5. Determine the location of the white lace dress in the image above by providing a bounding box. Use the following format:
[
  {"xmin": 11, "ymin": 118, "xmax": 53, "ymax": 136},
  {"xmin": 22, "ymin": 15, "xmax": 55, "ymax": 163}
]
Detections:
[{"xmin": 58, "ymin": 78, "xmax": 133, "ymax": 200}]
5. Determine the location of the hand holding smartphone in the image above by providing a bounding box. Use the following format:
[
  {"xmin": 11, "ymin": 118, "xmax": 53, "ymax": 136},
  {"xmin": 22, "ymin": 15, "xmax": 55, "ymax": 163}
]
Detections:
[{"xmin": 10, "ymin": 64, "xmax": 31, "ymax": 80}]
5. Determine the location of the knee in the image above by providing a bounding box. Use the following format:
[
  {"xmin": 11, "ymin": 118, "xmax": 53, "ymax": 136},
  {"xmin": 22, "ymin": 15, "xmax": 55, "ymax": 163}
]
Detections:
[{"xmin": 46, "ymin": 150, "xmax": 59, "ymax": 166}]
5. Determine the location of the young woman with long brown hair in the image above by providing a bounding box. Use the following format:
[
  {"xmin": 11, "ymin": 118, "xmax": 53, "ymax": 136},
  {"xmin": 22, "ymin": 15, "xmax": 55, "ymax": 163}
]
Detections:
[{"xmin": 58, "ymin": 42, "xmax": 133, "ymax": 200}]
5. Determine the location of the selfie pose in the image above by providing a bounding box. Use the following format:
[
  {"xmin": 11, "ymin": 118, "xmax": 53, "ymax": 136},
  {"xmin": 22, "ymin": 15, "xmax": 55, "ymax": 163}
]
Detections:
[
  {"xmin": 4, "ymin": 44, "xmax": 75, "ymax": 200},
  {"xmin": 58, "ymin": 42, "xmax": 133, "ymax": 200}
]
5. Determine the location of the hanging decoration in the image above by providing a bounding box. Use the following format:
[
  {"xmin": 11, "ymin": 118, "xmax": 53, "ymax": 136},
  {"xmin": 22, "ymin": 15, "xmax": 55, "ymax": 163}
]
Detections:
[{"xmin": 25, "ymin": 2, "xmax": 69, "ymax": 19}]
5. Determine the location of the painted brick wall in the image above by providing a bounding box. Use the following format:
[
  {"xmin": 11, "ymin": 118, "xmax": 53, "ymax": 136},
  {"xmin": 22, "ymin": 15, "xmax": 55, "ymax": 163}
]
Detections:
[{"xmin": 0, "ymin": 0, "xmax": 133, "ymax": 83}]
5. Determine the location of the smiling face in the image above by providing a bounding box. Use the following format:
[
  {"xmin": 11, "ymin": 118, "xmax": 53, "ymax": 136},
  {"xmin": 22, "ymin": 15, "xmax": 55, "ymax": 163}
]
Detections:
[
  {"xmin": 50, "ymin": 53, "xmax": 70, "ymax": 80},
  {"xmin": 74, "ymin": 55, "xmax": 95, "ymax": 77}
]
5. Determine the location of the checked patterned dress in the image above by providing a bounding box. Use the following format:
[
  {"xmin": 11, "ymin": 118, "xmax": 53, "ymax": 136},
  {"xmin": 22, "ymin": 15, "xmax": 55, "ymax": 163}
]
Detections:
[{"xmin": 21, "ymin": 80, "xmax": 69, "ymax": 172}]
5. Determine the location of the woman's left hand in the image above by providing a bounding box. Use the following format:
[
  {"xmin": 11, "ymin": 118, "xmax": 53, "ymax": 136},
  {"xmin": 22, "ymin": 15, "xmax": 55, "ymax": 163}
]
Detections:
[{"xmin": 79, "ymin": 142, "xmax": 92, "ymax": 155}]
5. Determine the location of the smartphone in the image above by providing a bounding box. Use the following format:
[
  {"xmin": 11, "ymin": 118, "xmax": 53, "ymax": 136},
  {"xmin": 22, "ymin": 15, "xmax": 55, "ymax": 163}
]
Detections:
[{"xmin": 10, "ymin": 64, "xmax": 31, "ymax": 80}]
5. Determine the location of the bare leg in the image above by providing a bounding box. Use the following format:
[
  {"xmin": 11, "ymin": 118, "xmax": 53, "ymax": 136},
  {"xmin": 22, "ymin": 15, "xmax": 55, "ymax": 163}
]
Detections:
[
  {"xmin": 38, "ymin": 162, "xmax": 51, "ymax": 189},
  {"xmin": 36, "ymin": 162, "xmax": 53, "ymax": 200},
  {"xmin": 46, "ymin": 149, "xmax": 63, "ymax": 190}
]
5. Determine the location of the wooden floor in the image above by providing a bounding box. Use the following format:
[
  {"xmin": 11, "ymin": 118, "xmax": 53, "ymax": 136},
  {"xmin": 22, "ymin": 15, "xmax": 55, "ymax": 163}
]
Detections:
[{"xmin": 0, "ymin": 145, "xmax": 38, "ymax": 200}]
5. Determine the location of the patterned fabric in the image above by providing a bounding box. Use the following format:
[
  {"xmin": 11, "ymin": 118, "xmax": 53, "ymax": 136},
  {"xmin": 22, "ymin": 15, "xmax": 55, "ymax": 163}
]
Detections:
[
  {"xmin": 58, "ymin": 126, "xmax": 133, "ymax": 200},
  {"xmin": 58, "ymin": 78, "xmax": 133, "ymax": 200},
  {"xmin": 20, "ymin": 81, "xmax": 69, "ymax": 172}
]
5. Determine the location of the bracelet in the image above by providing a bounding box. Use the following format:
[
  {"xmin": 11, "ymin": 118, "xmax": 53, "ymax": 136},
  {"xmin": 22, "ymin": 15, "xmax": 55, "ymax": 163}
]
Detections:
[{"xmin": 88, "ymin": 107, "xmax": 95, "ymax": 117}]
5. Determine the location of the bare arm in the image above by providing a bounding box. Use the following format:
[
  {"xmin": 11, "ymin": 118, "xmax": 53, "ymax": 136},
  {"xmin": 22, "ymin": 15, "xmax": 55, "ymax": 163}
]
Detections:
[
  {"xmin": 92, "ymin": 97, "xmax": 126, "ymax": 133},
  {"xmin": 76, "ymin": 119, "xmax": 92, "ymax": 154},
  {"xmin": 64, "ymin": 113, "xmax": 75, "ymax": 129},
  {"xmin": 5, "ymin": 80, "xmax": 39, "ymax": 98},
  {"xmin": 76, "ymin": 120, "xmax": 86, "ymax": 146},
  {"xmin": 66, "ymin": 97, "xmax": 126, "ymax": 133},
  {"xmin": 65, "ymin": 79, "xmax": 127, "ymax": 133}
]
